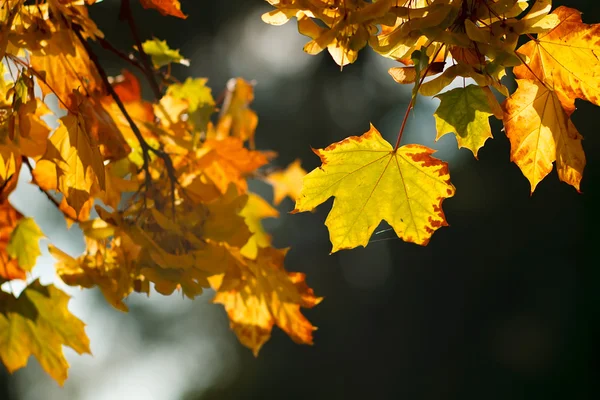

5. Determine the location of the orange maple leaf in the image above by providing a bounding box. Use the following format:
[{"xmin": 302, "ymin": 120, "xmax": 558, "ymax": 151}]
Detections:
[
  {"xmin": 503, "ymin": 79, "xmax": 585, "ymax": 193},
  {"xmin": 139, "ymin": 0, "xmax": 187, "ymax": 19},
  {"xmin": 211, "ymin": 247, "xmax": 321, "ymax": 356},
  {"xmin": 514, "ymin": 6, "xmax": 600, "ymax": 109},
  {"xmin": 0, "ymin": 202, "xmax": 25, "ymax": 281},
  {"xmin": 196, "ymin": 137, "xmax": 270, "ymax": 194}
]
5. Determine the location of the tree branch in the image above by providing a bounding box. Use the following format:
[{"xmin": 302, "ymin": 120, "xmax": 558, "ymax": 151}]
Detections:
[
  {"xmin": 73, "ymin": 26, "xmax": 178, "ymax": 214},
  {"xmin": 119, "ymin": 0, "xmax": 163, "ymax": 101}
]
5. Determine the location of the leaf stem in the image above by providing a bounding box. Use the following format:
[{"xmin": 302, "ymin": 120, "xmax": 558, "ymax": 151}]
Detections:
[{"xmin": 393, "ymin": 45, "xmax": 444, "ymax": 150}]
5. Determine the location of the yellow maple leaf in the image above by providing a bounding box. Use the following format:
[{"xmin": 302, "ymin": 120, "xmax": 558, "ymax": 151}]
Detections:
[
  {"xmin": 211, "ymin": 247, "xmax": 321, "ymax": 356},
  {"xmin": 14, "ymin": 99, "xmax": 51, "ymax": 159},
  {"xmin": 203, "ymin": 185, "xmax": 252, "ymax": 248},
  {"xmin": 265, "ymin": 159, "xmax": 307, "ymax": 205},
  {"xmin": 0, "ymin": 145, "xmax": 21, "ymax": 202},
  {"xmin": 514, "ymin": 6, "xmax": 600, "ymax": 109},
  {"xmin": 502, "ymin": 79, "xmax": 585, "ymax": 193},
  {"xmin": 49, "ymin": 223, "xmax": 143, "ymax": 312},
  {"xmin": 7, "ymin": 217, "xmax": 44, "ymax": 271},
  {"xmin": 0, "ymin": 280, "xmax": 91, "ymax": 386},
  {"xmin": 30, "ymin": 28, "xmax": 103, "ymax": 109},
  {"xmin": 293, "ymin": 124, "xmax": 455, "ymax": 252},
  {"xmin": 40, "ymin": 112, "xmax": 106, "ymax": 214},
  {"xmin": 240, "ymin": 193, "xmax": 279, "ymax": 259},
  {"xmin": 74, "ymin": 91, "xmax": 131, "ymax": 161},
  {"xmin": 294, "ymin": 0, "xmax": 394, "ymax": 66},
  {"xmin": 216, "ymin": 78, "xmax": 258, "ymax": 144}
]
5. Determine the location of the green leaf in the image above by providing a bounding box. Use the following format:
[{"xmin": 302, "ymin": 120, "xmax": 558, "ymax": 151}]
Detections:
[
  {"xmin": 0, "ymin": 280, "xmax": 91, "ymax": 385},
  {"xmin": 167, "ymin": 78, "xmax": 215, "ymax": 132},
  {"xmin": 141, "ymin": 38, "xmax": 190, "ymax": 68},
  {"xmin": 433, "ymin": 85, "xmax": 494, "ymax": 157},
  {"xmin": 7, "ymin": 217, "xmax": 43, "ymax": 271}
]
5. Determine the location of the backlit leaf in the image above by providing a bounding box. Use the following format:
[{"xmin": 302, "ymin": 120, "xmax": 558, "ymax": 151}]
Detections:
[
  {"xmin": 139, "ymin": 0, "xmax": 187, "ymax": 19},
  {"xmin": 50, "ymin": 229, "xmax": 143, "ymax": 312},
  {"xmin": 434, "ymin": 85, "xmax": 494, "ymax": 157},
  {"xmin": 514, "ymin": 6, "xmax": 600, "ymax": 109},
  {"xmin": 0, "ymin": 201, "xmax": 25, "ymax": 281},
  {"xmin": 0, "ymin": 280, "xmax": 91, "ymax": 385},
  {"xmin": 215, "ymin": 78, "xmax": 258, "ymax": 144},
  {"xmin": 7, "ymin": 217, "xmax": 44, "ymax": 271},
  {"xmin": 212, "ymin": 247, "xmax": 321, "ymax": 356},
  {"xmin": 240, "ymin": 193, "xmax": 279, "ymax": 259},
  {"xmin": 502, "ymin": 79, "xmax": 585, "ymax": 193},
  {"xmin": 265, "ymin": 159, "xmax": 307, "ymax": 205},
  {"xmin": 293, "ymin": 124, "xmax": 455, "ymax": 252},
  {"xmin": 141, "ymin": 38, "xmax": 190, "ymax": 68},
  {"xmin": 41, "ymin": 112, "xmax": 106, "ymax": 214}
]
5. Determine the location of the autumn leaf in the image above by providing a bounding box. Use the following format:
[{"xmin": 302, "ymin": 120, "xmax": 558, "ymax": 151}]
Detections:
[
  {"xmin": 40, "ymin": 112, "xmax": 106, "ymax": 214},
  {"xmin": 293, "ymin": 124, "xmax": 455, "ymax": 252},
  {"xmin": 433, "ymin": 85, "xmax": 494, "ymax": 157},
  {"xmin": 215, "ymin": 78, "xmax": 258, "ymax": 144},
  {"xmin": 141, "ymin": 38, "xmax": 190, "ymax": 68},
  {"xmin": 265, "ymin": 159, "xmax": 307, "ymax": 205},
  {"xmin": 240, "ymin": 193, "xmax": 279, "ymax": 259},
  {"xmin": 203, "ymin": 185, "xmax": 252, "ymax": 248},
  {"xmin": 165, "ymin": 77, "xmax": 215, "ymax": 133},
  {"xmin": 74, "ymin": 91, "xmax": 131, "ymax": 161},
  {"xmin": 0, "ymin": 280, "xmax": 91, "ymax": 385},
  {"xmin": 7, "ymin": 217, "xmax": 44, "ymax": 271},
  {"xmin": 139, "ymin": 0, "xmax": 187, "ymax": 19},
  {"xmin": 30, "ymin": 29, "xmax": 103, "ymax": 109},
  {"xmin": 14, "ymin": 99, "xmax": 51, "ymax": 159},
  {"xmin": 102, "ymin": 71, "xmax": 155, "ymax": 145},
  {"xmin": 196, "ymin": 137, "xmax": 270, "ymax": 194},
  {"xmin": 212, "ymin": 247, "xmax": 321, "ymax": 356},
  {"xmin": 502, "ymin": 79, "xmax": 585, "ymax": 193},
  {"xmin": 49, "ymin": 224, "xmax": 143, "ymax": 312},
  {"xmin": 514, "ymin": 6, "xmax": 600, "ymax": 109},
  {"xmin": 0, "ymin": 201, "xmax": 26, "ymax": 281},
  {"xmin": 0, "ymin": 145, "xmax": 21, "ymax": 202}
]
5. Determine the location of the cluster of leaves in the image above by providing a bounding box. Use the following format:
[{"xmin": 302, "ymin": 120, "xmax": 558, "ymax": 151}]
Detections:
[
  {"xmin": 266, "ymin": 0, "xmax": 594, "ymax": 250},
  {"xmin": 0, "ymin": 0, "xmax": 598, "ymax": 387},
  {"xmin": 0, "ymin": 0, "xmax": 318, "ymax": 384}
]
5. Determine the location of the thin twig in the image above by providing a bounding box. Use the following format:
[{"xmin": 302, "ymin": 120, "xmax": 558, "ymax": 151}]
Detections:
[
  {"xmin": 97, "ymin": 36, "xmax": 177, "ymax": 89},
  {"xmin": 97, "ymin": 36, "xmax": 147, "ymax": 74},
  {"xmin": 119, "ymin": 0, "xmax": 163, "ymax": 101},
  {"xmin": 73, "ymin": 25, "xmax": 178, "ymax": 215}
]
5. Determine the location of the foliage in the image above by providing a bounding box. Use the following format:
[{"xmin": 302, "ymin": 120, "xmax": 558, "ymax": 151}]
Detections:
[{"xmin": 0, "ymin": 0, "xmax": 597, "ymax": 386}]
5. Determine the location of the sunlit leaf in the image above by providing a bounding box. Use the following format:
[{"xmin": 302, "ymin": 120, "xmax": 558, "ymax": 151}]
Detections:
[
  {"xmin": 212, "ymin": 247, "xmax": 321, "ymax": 356},
  {"xmin": 0, "ymin": 280, "xmax": 91, "ymax": 385},
  {"xmin": 240, "ymin": 193, "xmax": 279, "ymax": 259},
  {"xmin": 139, "ymin": 0, "xmax": 187, "ymax": 19},
  {"xmin": 502, "ymin": 79, "xmax": 585, "ymax": 192},
  {"xmin": 141, "ymin": 38, "xmax": 190, "ymax": 68},
  {"xmin": 265, "ymin": 159, "xmax": 307, "ymax": 205},
  {"xmin": 7, "ymin": 217, "xmax": 44, "ymax": 271},
  {"xmin": 433, "ymin": 85, "xmax": 494, "ymax": 157},
  {"xmin": 294, "ymin": 124, "xmax": 455, "ymax": 252}
]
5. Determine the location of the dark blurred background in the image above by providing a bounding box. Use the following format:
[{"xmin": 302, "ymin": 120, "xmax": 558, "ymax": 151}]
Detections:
[{"xmin": 2, "ymin": 0, "xmax": 599, "ymax": 398}]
